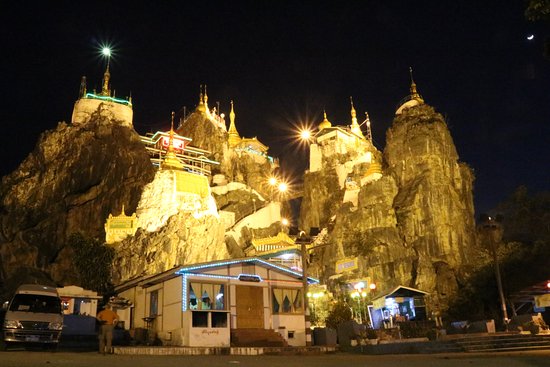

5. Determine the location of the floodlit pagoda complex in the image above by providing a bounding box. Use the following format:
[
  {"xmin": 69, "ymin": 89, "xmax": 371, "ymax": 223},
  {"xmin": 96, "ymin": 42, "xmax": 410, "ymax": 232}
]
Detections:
[{"xmin": 71, "ymin": 60, "xmax": 133, "ymax": 127}]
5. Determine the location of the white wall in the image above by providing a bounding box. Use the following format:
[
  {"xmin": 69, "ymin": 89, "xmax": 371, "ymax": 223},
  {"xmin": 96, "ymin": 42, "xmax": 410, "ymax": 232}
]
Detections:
[{"xmin": 71, "ymin": 98, "xmax": 133, "ymax": 127}]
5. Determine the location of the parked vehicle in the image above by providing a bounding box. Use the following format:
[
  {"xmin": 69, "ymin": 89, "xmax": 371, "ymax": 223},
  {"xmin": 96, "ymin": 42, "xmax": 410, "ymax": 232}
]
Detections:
[{"xmin": 2, "ymin": 284, "xmax": 63, "ymax": 349}]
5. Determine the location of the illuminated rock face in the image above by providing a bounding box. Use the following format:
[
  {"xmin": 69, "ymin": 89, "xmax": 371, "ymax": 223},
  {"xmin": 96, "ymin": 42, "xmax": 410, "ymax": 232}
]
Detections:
[
  {"xmin": 302, "ymin": 104, "xmax": 477, "ymax": 312},
  {"xmin": 112, "ymin": 209, "xmax": 228, "ymax": 283},
  {"xmin": 110, "ymin": 167, "xmax": 228, "ymax": 282},
  {"xmin": 0, "ymin": 111, "xmax": 155, "ymax": 290}
]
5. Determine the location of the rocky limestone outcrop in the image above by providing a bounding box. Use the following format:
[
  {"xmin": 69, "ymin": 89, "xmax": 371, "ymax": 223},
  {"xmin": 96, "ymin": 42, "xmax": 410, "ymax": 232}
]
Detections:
[
  {"xmin": 302, "ymin": 103, "xmax": 478, "ymax": 312},
  {"xmin": 112, "ymin": 166, "xmax": 229, "ymax": 282},
  {"xmin": 0, "ymin": 106, "xmax": 155, "ymax": 291},
  {"xmin": 112, "ymin": 210, "xmax": 228, "ymax": 283}
]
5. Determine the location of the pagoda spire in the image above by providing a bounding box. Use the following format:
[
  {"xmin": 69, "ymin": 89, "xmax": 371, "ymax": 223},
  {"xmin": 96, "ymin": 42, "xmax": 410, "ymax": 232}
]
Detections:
[
  {"xmin": 409, "ymin": 67, "xmax": 424, "ymax": 102},
  {"xmin": 197, "ymin": 85, "xmax": 206, "ymax": 112},
  {"xmin": 161, "ymin": 111, "xmax": 183, "ymax": 170},
  {"xmin": 350, "ymin": 96, "xmax": 365, "ymax": 138},
  {"xmin": 228, "ymin": 100, "xmax": 241, "ymax": 147},
  {"xmin": 319, "ymin": 109, "xmax": 332, "ymax": 130},
  {"xmin": 101, "ymin": 59, "xmax": 111, "ymax": 97}
]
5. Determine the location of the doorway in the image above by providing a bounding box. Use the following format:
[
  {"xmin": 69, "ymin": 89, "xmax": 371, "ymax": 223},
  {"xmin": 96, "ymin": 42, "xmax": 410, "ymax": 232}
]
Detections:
[{"xmin": 236, "ymin": 285, "xmax": 264, "ymax": 328}]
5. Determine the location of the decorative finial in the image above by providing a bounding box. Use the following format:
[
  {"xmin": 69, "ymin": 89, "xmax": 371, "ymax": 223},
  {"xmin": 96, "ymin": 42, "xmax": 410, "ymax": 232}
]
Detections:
[
  {"xmin": 199, "ymin": 85, "xmax": 204, "ymax": 104},
  {"xmin": 204, "ymin": 85, "xmax": 208, "ymax": 105},
  {"xmin": 171, "ymin": 111, "xmax": 175, "ymax": 132},
  {"xmin": 350, "ymin": 96, "xmax": 356, "ymax": 118},
  {"xmin": 79, "ymin": 76, "xmax": 87, "ymax": 98},
  {"xmin": 228, "ymin": 100, "xmax": 241, "ymax": 147},
  {"xmin": 101, "ymin": 61, "xmax": 111, "ymax": 97},
  {"xmin": 409, "ymin": 66, "xmax": 421, "ymax": 100},
  {"xmin": 319, "ymin": 109, "xmax": 332, "ymax": 130},
  {"xmin": 121, "ymin": 204, "xmax": 125, "ymax": 216}
]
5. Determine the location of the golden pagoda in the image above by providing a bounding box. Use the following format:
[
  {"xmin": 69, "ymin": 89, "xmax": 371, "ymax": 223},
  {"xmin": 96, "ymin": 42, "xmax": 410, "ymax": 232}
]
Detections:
[
  {"xmin": 100, "ymin": 60, "xmax": 111, "ymax": 97},
  {"xmin": 227, "ymin": 100, "xmax": 241, "ymax": 147},
  {"xmin": 196, "ymin": 85, "xmax": 207, "ymax": 113},
  {"xmin": 318, "ymin": 110, "xmax": 332, "ymax": 130},
  {"xmin": 161, "ymin": 112, "xmax": 184, "ymax": 170}
]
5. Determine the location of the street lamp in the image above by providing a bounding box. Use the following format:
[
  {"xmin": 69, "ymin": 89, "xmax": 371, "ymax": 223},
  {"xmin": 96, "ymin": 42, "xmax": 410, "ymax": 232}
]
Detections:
[{"xmin": 481, "ymin": 216, "xmax": 509, "ymax": 327}]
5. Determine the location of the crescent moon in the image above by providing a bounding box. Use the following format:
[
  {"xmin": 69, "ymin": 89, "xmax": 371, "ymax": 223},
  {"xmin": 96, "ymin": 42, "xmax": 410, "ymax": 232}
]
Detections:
[{"xmin": 527, "ymin": 34, "xmax": 534, "ymax": 41}]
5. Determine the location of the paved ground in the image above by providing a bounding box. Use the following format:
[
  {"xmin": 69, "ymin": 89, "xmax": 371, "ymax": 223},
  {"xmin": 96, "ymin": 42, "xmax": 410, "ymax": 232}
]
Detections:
[{"xmin": 1, "ymin": 350, "xmax": 550, "ymax": 367}]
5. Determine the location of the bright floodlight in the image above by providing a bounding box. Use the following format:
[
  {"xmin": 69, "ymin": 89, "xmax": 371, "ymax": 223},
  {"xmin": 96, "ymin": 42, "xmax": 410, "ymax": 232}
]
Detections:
[
  {"xmin": 278, "ymin": 182, "xmax": 288, "ymax": 192},
  {"xmin": 281, "ymin": 218, "xmax": 289, "ymax": 226},
  {"xmin": 369, "ymin": 283, "xmax": 377, "ymax": 290},
  {"xmin": 354, "ymin": 282, "xmax": 365, "ymax": 290},
  {"xmin": 268, "ymin": 177, "xmax": 277, "ymax": 186},
  {"xmin": 300, "ymin": 129, "xmax": 311, "ymax": 141},
  {"xmin": 102, "ymin": 47, "xmax": 111, "ymax": 57}
]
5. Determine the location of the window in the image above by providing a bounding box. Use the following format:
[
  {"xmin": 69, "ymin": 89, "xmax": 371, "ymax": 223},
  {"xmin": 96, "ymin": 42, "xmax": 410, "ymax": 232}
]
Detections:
[
  {"xmin": 150, "ymin": 290, "xmax": 159, "ymax": 316},
  {"xmin": 211, "ymin": 312, "xmax": 228, "ymax": 328},
  {"xmin": 192, "ymin": 311, "xmax": 208, "ymax": 327},
  {"xmin": 272, "ymin": 288, "xmax": 303, "ymax": 314},
  {"xmin": 188, "ymin": 282, "xmax": 226, "ymax": 311},
  {"xmin": 9, "ymin": 294, "xmax": 61, "ymax": 314}
]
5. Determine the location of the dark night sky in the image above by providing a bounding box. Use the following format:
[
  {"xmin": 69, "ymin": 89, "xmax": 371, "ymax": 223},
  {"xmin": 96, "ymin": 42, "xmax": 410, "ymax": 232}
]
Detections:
[{"xmin": 1, "ymin": 1, "xmax": 549, "ymax": 214}]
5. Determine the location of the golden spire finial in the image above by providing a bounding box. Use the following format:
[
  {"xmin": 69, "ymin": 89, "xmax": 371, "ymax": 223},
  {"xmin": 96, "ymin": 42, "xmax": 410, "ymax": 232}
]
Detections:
[
  {"xmin": 101, "ymin": 61, "xmax": 111, "ymax": 96},
  {"xmin": 319, "ymin": 109, "xmax": 332, "ymax": 130},
  {"xmin": 161, "ymin": 111, "xmax": 183, "ymax": 170},
  {"xmin": 350, "ymin": 96, "xmax": 365, "ymax": 139},
  {"xmin": 121, "ymin": 204, "xmax": 125, "ymax": 216},
  {"xmin": 350, "ymin": 96, "xmax": 357, "ymax": 119},
  {"xmin": 409, "ymin": 66, "xmax": 422, "ymax": 101},
  {"xmin": 204, "ymin": 85, "xmax": 208, "ymax": 105},
  {"xmin": 197, "ymin": 85, "xmax": 206, "ymax": 112},
  {"xmin": 228, "ymin": 100, "xmax": 241, "ymax": 147},
  {"xmin": 168, "ymin": 111, "xmax": 175, "ymax": 153}
]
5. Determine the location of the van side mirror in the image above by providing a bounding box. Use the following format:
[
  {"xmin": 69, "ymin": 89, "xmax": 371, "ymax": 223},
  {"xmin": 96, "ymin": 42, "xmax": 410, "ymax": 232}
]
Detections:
[{"xmin": 2, "ymin": 301, "xmax": 8, "ymax": 310}]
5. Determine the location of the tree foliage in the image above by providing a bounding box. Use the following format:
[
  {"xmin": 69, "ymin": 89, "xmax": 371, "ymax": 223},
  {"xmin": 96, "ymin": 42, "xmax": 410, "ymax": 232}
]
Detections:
[
  {"xmin": 446, "ymin": 187, "xmax": 550, "ymax": 324},
  {"xmin": 68, "ymin": 233, "xmax": 114, "ymax": 295},
  {"xmin": 526, "ymin": 0, "xmax": 550, "ymax": 21},
  {"xmin": 325, "ymin": 300, "xmax": 353, "ymax": 329}
]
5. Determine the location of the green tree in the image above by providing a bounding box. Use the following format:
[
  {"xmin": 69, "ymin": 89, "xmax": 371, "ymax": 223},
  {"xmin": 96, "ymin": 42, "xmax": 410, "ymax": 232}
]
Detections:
[{"xmin": 68, "ymin": 233, "xmax": 114, "ymax": 295}]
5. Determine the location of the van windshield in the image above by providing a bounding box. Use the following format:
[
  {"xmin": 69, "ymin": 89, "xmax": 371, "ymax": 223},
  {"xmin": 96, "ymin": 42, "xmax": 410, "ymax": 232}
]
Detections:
[{"xmin": 9, "ymin": 294, "xmax": 62, "ymax": 314}]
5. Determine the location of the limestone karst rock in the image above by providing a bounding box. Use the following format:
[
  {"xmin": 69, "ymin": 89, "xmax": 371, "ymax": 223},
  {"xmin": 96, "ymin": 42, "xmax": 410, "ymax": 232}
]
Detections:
[
  {"xmin": 0, "ymin": 107, "xmax": 155, "ymax": 291},
  {"xmin": 302, "ymin": 103, "xmax": 478, "ymax": 312}
]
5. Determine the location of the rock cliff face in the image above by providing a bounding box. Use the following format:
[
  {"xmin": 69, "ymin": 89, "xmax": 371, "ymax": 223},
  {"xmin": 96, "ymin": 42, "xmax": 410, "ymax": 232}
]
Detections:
[
  {"xmin": 0, "ymin": 106, "xmax": 155, "ymax": 290},
  {"xmin": 111, "ymin": 168, "xmax": 229, "ymax": 282},
  {"xmin": 302, "ymin": 104, "xmax": 478, "ymax": 312}
]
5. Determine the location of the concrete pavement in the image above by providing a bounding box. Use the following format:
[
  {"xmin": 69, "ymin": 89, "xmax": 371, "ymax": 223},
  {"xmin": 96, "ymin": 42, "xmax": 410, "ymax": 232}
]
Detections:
[{"xmin": 1, "ymin": 350, "xmax": 550, "ymax": 367}]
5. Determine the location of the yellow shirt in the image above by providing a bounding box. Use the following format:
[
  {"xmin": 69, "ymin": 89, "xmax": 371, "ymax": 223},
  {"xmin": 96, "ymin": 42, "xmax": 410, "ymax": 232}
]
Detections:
[{"xmin": 97, "ymin": 309, "xmax": 118, "ymax": 325}]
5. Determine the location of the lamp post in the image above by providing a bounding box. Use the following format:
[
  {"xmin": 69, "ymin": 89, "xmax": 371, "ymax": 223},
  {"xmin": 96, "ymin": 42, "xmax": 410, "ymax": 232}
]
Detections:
[
  {"xmin": 297, "ymin": 230, "xmax": 311, "ymax": 346},
  {"xmin": 482, "ymin": 217, "xmax": 509, "ymax": 327}
]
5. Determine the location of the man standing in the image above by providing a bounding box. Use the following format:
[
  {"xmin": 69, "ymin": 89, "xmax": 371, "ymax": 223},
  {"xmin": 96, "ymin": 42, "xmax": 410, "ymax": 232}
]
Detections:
[{"xmin": 96, "ymin": 303, "xmax": 119, "ymax": 354}]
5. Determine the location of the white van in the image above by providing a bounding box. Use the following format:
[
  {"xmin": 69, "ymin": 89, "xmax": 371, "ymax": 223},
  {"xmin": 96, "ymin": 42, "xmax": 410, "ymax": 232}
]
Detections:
[{"xmin": 3, "ymin": 284, "xmax": 63, "ymax": 348}]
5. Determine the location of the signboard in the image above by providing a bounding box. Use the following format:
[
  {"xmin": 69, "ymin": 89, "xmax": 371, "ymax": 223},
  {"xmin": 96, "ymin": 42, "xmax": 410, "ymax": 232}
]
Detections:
[
  {"xmin": 162, "ymin": 136, "xmax": 187, "ymax": 151},
  {"xmin": 238, "ymin": 274, "xmax": 262, "ymax": 283},
  {"xmin": 335, "ymin": 257, "xmax": 358, "ymax": 274}
]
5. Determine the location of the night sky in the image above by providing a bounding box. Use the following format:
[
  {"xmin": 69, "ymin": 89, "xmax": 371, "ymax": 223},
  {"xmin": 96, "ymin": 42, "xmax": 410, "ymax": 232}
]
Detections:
[{"xmin": 1, "ymin": 1, "xmax": 548, "ymax": 214}]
